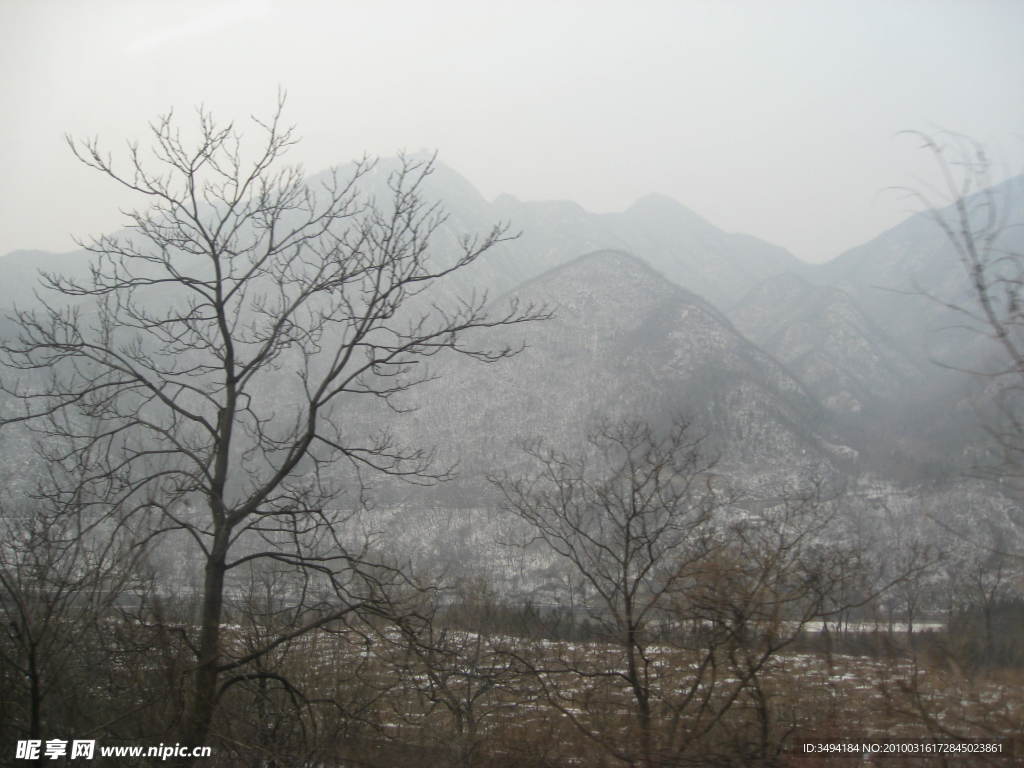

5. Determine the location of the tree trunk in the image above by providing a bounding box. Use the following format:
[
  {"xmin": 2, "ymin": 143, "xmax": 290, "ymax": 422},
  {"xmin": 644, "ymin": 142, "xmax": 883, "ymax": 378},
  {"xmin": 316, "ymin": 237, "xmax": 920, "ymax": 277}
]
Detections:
[
  {"xmin": 625, "ymin": 624, "xmax": 653, "ymax": 768},
  {"xmin": 28, "ymin": 645, "xmax": 43, "ymax": 768},
  {"xmin": 181, "ymin": 543, "xmax": 228, "ymax": 755}
]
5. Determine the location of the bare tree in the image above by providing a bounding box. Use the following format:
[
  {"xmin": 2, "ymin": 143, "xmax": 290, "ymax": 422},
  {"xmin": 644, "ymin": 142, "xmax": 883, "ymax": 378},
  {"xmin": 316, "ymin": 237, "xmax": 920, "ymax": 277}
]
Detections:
[
  {"xmin": 945, "ymin": 525, "xmax": 1022, "ymax": 665},
  {"xmin": 900, "ymin": 132, "xmax": 1024, "ymax": 506},
  {"xmin": 898, "ymin": 135, "xmax": 1024, "ymax": 658},
  {"xmin": 376, "ymin": 576, "xmax": 522, "ymax": 768},
  {"xmin": 493, "ymin": 418, "xmax": 894, "ymax": 766},
  {"xmin": 873, "ymin": 133, "xmax": 1024, "ymax": 747},
  {"xmin": 0, "ymin": 95, "xmax": 545, "ymax": 753},
  {"xmin": 492, "ymin": 419, "xmax": 724, "ymax": 766},
  {"xmin": 0, "ymin": 495, "xmax": 138, "ymax": 761}
]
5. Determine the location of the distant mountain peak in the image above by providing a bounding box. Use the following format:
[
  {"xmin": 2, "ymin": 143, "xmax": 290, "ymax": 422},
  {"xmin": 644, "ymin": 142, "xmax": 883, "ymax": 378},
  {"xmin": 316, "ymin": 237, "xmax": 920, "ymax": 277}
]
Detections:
[
  {"xmin": 625, "ymin": 192, "xmax": 710, "ymax": 226},
  {"xmin": 542, "ymin": 248, "xmax": 678, "ymax": 291},
  {"xmin": 568, "ymin": 248, "xmax": 649, "ymax": 270}
]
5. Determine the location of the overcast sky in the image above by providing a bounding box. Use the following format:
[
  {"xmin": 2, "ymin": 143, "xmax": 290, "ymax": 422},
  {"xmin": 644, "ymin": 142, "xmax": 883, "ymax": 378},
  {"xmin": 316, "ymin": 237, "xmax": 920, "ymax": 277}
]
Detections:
[{"xmin": 2, "ymin": 0, "xmax": 1022, "ymax": 263}]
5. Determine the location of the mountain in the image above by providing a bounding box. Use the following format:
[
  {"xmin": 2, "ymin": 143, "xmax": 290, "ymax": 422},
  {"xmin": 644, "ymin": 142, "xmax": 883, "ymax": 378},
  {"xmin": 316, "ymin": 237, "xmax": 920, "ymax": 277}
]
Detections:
[
  {"xmin": 3, "ymin": 158, "xmax": 1021, "ymax": 587},
  {"xmin": 726, "ymin": 177, "xmax": 1024, "ymax": 480},
  {"xmin": 728, "ymin": 271, "xmax": 979, "ymax": 479},
  {"xmin": 376, "ymin": 250, "xmax": 849, "ymax": 507},
  {"xmin": 731, "ymin": 272, "xmax": 921, "ymax": 415},
  {"xmin": 304, "ymin": 158, "xmax": 810, "ymax": 311},
  {"xmin": 1, "ymin": 158, "xmax": 808, "ymax": 317},
  {"xmin": 3, "ymin": 160, "xmax": 1017, "ymax": 492},
  {"xmin": 814, "ymin": 175, "xmax": 1024, "ymax": 370},
  {"xmin": 600, "ymin": 193, "xmax": 808, "ymax": 309},
  {"xmin": 484, "ymin": 188, "xmax": 808, "ymax": 310}
]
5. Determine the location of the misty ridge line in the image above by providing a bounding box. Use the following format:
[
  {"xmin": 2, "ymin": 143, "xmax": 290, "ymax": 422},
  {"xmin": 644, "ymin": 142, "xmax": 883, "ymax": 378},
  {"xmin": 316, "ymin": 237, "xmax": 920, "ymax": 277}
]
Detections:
[{"xmin": 5, "ymin": 152, "xmax": 1019, "ymax": 274}]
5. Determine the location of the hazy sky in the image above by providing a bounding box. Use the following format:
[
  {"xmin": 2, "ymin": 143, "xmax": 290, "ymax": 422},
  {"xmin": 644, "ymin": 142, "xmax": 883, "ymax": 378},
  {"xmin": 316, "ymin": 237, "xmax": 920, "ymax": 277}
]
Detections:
[{"xmin": 2, "ymin": 0, "xmax": 1022, "ymax": 263}]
